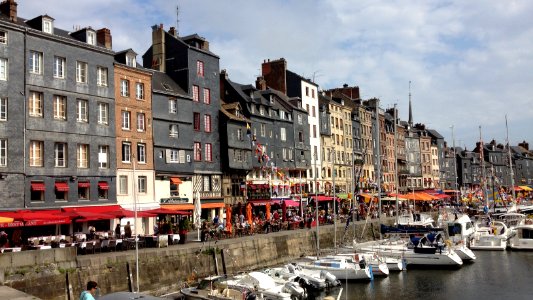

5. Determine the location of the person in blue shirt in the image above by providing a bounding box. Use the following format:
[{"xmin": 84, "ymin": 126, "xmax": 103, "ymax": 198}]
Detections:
[{"xmin": 79, "ymin": 281, "xmax": 98, "ymax": 300}]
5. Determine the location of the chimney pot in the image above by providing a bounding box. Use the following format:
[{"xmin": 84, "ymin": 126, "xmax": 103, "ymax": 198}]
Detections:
[{"xmin": 0, "ymin": 0, "xmax": 17, "ymax": 22}]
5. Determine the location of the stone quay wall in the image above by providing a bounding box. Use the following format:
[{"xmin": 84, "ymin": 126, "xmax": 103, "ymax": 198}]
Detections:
[{"xmin": 0, "ymin": 219, "xmax": 388, "ymax": 300}]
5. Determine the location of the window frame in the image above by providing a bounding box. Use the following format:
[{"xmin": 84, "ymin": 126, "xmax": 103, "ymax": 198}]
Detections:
[
  {"xmin": 194, "ymin": 142, "xmax": 202, "ymax": 161},
  {"xmin": 0, "ymin": 97, "xmax": 7, "ymax": 121},
  {"xmin": 169, "ymin": 99, "xmax": 177, "ymax": 114},
  {"xmin": 136, "ymin": 82, "xmax": 144, "ymax": 100},
  {"xmin": 29, "ymin": 51, "xmax": 42, "ymax": 74},
  {"xmin": 97, "ymin": 102, "xmax": 108, "ymax": 125},
  {"xmin": 205, "ymin": 143, "xmax": 212, "ymax": 162},
  {"xmin": 204, "ymin": 114, "xmax": 211, "ymax": 132},
  {"xmin": 121, "ymin": 111, "xmax": 131, "ymax": 130},
  {"xmin": 29, "ymin": 140, "xmax": 43, "ymax": 167},
  {"xmin": 119, "ymin": 175, "xmax": 128, "ymax": 195},
  {"xmin": 138, "ymin": 176, "xmax": 147, "ymax": 193},
  {"xmin": 53, "ymin": 56, "xmax": 65, "ymax": 79},
  {"xmin": 0, "ymin": 138, "xmax": 7, "ymax": 167},
  {"xmin": 77, "ymin": 144, "xmax": 89, "ymax": 168},
  {"xmin": 192, "ymin": 85, "xmax": 199, "ymax": 102},
  {"xmin": 137, "ymin": 143, "xmax": 146, "ymax": 164},
  {"xmin": 169, "ymin": 124, "xmax": 179, "ymax": 137},
  {"xmin": 122, "ymin": 142, "xmax": 131, "ymax": 163},
  {"xmin": 98, "ymin": 145, "xmax": 109, "ymax": 169},
  {"xmin": 0, "ymin": 31, "xmax": 7, "ymax": 44},
  {"xmin": 76, "ymin": 61, "xmax": 87, "ymax": 83},
  {"xmin": 0, "ymin": 57, "xmax": 7, "ymax": 80},
  {"xmin": 193, "ymin": 112, "xmax": 200, "ymax": 131},
  {"xmin": 28, "ymin": 91, "xmax": 43, "ymax": 117},
  {"xmin": 54, "ymin": 142, "xmax": 67, "ymax": 168},
  {"xmin": 136, "ymin": 112, "xmax": 145, "ymax": 132},
  {"xmin": 120, "ymin": 79, "xmax": 130, "ymax": 97},
  {"xmin": 197, "ymin": 60, "xmax": 204, "ymax": 77},
  {"xmin": 203, "ymin": 88, "xmax": 211, "ymax": 104},
  {"xmin": 53, "ymin": 95, "xmax": 67, "ymax": 120},
  {"xmin": 76, "ymin": 99, "xmax": 88, "ymax": 122},
  {"xmin": 96, "ymin": 66, "xmax": 108, "ymax": 86}
]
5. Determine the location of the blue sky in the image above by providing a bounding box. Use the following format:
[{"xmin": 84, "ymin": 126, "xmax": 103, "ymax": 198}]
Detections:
[{"xmin": 20, "ymin": 0, "xmax": 533, "ymax": 148}]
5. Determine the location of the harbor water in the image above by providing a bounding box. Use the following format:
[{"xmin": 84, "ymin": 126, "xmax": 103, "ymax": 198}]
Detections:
[{"xmin": 325, "ymin": 251, "xmax": 532, "ymax": 300}]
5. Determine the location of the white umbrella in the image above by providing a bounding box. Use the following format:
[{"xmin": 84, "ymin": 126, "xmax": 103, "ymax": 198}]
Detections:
[{"xmin": 194, "ymin": 191, "xmax": 202, "ymax": 241}]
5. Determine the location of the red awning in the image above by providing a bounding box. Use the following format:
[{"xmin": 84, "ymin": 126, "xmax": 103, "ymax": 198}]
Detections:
[
  {"xmin": 0, "ymin": 210, "xmax": 71, "ymax": 226},
  {"xmin": 55, "ymin": 182, "xmax": 69, "ymax": 192},
  {"xmin": 31, "ymin": 182, "xmax": 45, "ymax": 191},
  {"xmin": 145, "ymin": 208, "xmax": 191, "ymax": 215},
  {"xmin": 78, "ymin": 182, "xmax": 90, "ymax": 188},
  {"xmin": 170, "ymin": 177, "xmax": 183, "ymax": 184},
  {"xmin": 98, "ymin": 182, "xmax": 109, "ymax": 190}
]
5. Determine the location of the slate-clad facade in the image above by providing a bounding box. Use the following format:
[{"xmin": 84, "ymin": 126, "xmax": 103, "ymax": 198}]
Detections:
[{"xmin": 0, "ymin": 2, "xmax": 116, "ymax": 209}]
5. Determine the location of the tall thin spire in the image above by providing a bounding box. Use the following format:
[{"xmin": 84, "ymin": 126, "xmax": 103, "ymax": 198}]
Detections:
[
  {"xmin": 176, "ymin": 1, "xmax": 180, "ymax": 36},
  {"xmin": 408, "ymin": 81, "xmax": 413, "ymax": 128}
]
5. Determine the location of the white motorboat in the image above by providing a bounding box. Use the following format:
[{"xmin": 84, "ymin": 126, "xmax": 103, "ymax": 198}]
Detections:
[
  {"xmin": 508, "ymin": 221, "xmax": 533, "ymax": 250},
  {"xmin": 470, "ymin": 219, "xmax": 509, "ymax": 251},
  {"xmin": 496, "ymin": 212, "xmax": 526, "ymax": 239},
  {"xmin": 263, "ymin": 264, "xmax": 340, "ymax": 291},
  {"xmin": 224, "ymin": 271, "xmax": 304, "ymax": 300},
  {"xmin": 180, "ymin": 276, "xmax": 256, "ymax": 300},
  {"xmin": 351, "ymin": 241, "xmax": 406, "ymax": 271},
  {"xmin": 298, "ymin": 256, "xmax": 373, "ymax": 281},
  {"xmin": 336, "ymin": 252, "xmax": 390, "ymax": 277},
  {"xmin": 443, "ymin": 214, "xmax": 477, "ymax": 261}
]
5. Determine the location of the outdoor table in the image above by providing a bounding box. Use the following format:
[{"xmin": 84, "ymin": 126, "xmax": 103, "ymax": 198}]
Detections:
[
  {"xmin": 168, "ymin": 234, "xmax": 180, "ymax": 245},
  {"xmin": 74, "ymin": 233, "xmax": 87, "ymax": 241}
]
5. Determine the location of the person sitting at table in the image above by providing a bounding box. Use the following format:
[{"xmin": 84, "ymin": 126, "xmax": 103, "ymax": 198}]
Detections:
[
  {"xmin": 200, "ymin": 221, "xmax": 209, "ymax": 242},
  {"xmin": 115, "ymin": 223, "xmax": 121, "ymax": 238},
  {"xmin": 87, "ymin": 226, "xmax": 96, "ymax": 240},
  {"xmin": 124, "ymin": 221, "xmax": 132, "ymax": 238},
  {"xmin": 0, "ymin": 231, "xmax": 9, "ymax": 248}
]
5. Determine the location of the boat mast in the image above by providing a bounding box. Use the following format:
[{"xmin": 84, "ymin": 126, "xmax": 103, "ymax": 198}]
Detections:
[
  {"xmin": 315, "ymin": 152, "xmax": 319, "ymax": 258},
  {"xmin": 332, "ymin": 150, "xmax": 336, "ymax": 253},
  {"xmin": 373, "ymin": 99, "xmax": 382, "ymax": 239},
  {"xmin": 393, "ymin": 103, "xmax": 399, "ymax": 224},
  {"xmin": 451, "ymin": 125, "xmax": 459, "ymax": 204},
  {"xmin": 480, "ymin": 126, "xmax": 489, "ymax": 213},
  {"xmin": 505, "ymin": 115, "xmax": 516, "ymax": 202}
]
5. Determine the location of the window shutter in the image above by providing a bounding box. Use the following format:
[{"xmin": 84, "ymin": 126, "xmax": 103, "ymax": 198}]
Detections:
[
  {"xmin": 165, "ymin": 149, "xmax": 171, "ymax": 163},
  {"xmin": 179, "ymin": 150, "xmax": 186, "ymax": 163}
]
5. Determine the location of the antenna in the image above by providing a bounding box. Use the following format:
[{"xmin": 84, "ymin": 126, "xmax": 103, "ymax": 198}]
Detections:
[{"xmin": 176, "ymin": 1, "xmax": 180, "ymax": 36}]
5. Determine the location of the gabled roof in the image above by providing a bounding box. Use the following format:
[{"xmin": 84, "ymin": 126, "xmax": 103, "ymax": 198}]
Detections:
[
  {"xmin": 286, "ymin": 69, "xmax": 318, "ymax": 87},
  {"xmin": 220, "ymin": 102, "xmax": 250, "ymax": 123}
]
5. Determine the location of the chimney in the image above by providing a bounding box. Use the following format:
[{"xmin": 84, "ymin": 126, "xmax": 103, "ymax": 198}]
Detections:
[
  {"xmin": 151, "ymin": 24, "xmax": 166, "ymax": 72},
  {"xmin": 96, "ymin": 28, "xmax": 112, "ymax": 50},
  {"xmin": 255, "ymin": 76, "xmax": 266, "ymax": 90},
  {"xmin": 519, "ymin": 141, "xmax": 529, "ymax": 151},
  {"xmin": 0, "ymin": 0, "xmax": 17, "ymax": 22},
  {"xmin": 168, "ymin": 26, "xmax": 177, "ymax": 37},
  {"xmin": 261, "ymin": 58, "xmax": 287, "ymax": 94}
]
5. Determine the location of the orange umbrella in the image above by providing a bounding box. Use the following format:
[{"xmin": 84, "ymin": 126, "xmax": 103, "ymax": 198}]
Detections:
[
  {"xmin": 266, "ymin": 202, "xmax": 271, "ymax": 220},
  {"xmin": 246, "ymin": 203, "xmax": 253, "ymax": 230},
  {"xmin": 225, "ymin": 205, "xmax": 232, "ymax": 234}
]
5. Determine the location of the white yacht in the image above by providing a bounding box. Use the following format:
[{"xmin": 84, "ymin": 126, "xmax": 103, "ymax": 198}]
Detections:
[
  {"xmin": 223, "ymin": 272, "xmax": 303, "ymax": 300},
  {"xmin": 444, "ymin": 214, "xmax": 477, "ymax": 261},
  {"xmin": 297, "ymin": 256, "xmax": 373, "ymax": 281},
  {"xmin": 470, "ymin": 219, "xmax": 509, "ymax": 251},
  {"xmin": 180, "ymin": 276, "xmax": 256, "ymax": 300},
  {"xmin": 263, "ymin": 264, "xmax": 340, "ymax": 291},
  {"xmin": 397, "ymin": 211, "xmax": 435, "ymax": 227},
  {"xmin": 508, "ymin": 221, "xmax": 533, "ymax": 250},
  {"xmin": 335, "ymin": 252, "xmax": 390, "ymax": 276}
]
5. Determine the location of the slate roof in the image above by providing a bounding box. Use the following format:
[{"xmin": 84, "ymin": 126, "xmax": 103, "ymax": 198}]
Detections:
[{"xmin": 151, "ymin": 71, "xmax": 189, "ymax": 98}]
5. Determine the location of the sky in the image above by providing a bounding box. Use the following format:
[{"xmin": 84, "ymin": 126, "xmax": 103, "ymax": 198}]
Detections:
[{"xmin": 19, "ymin": 0, "xmax": 533, "ymax": 149}]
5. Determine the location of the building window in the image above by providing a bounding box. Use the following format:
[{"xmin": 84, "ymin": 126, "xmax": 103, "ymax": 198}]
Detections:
[
  {"xmin": 126, "ymin": 54, "xmax": 136, "ymax": 67},
  {"xmin": 169, "ymin": 99, "xmax": 177, "ymax": 113},
  {"xmin": 0, "ymin": 58, "xmax": 7, "ymax": 80},
  {"xmin": 87, "ymin": 31, "xmax": 96, "ymax": 45},
  {"xmin": 298, "ymin": 131, "xmax": 304, "ymax": 143},
  {"xmin": 166, "ymin": 149, "xmax": 179, "ymax": 163},
  {"xmin": 305, "ymin": 87, "xmax": 309, "ymax": 97},
  {"xmin": 97, "ymin": 102, "xmax": 108, "ymax": 125},
  {"xmin": 0, "ymin": 139, "xmax": 6, "ymax": 167},
  {"xmin": 53, "ymin": 95, "xmax": 66, "ymax": 120},
  {"xmin": 54, "ymin": 142, "xmax": 67, "ymax": 167},
  {"xmin": 78, "ymin": 183, "xmax": 89, "ymax": 200},
  {"xmin": 137, "ymin": 143, "xmax": 146, "ymax": 163},
  {"xmin": 97, "ymin": 67, "xmax": 108, "ymax": 86},
  {"xmin": 121, "ymin": 111, "xmax": 131, "ymax": 130},
  {"xmin": 313, "ymin": 125, "xmax": 317, "ymax": 138},
  {"xmin": 234, "ymin": 149, "xmax": 243, "ymax": 162},
  {"xmin": 192, "ymin": 85, "xmax": 199, "ymax": 102},
  {"xmin": 29, "ymin": 140, "xmax": 43, "ymax": 167},
  {"xmin": 43, "ymin": 19, "xmax": 53, "ymax": 34},
  {"xmin": 204, "ymin": 114, "xmax": 211, "ymax": 132},
  {"xmin": 169, "ymin": 124, "xmax": 178, "ymax": 137},
  {"xmin": 30, "ymin": 181, "xmax": 45, "ymax": 201},
  {"xmin": 77, "ymin": 99, "xmax": 88, "ymax": 122},
  {"xmin": 138, "ymin": 176, "xmax": 147, "ymax": 193},
  {"xmin": 119, "ymin": 175, "xmax": 128, "ymax": 194},
  {"xmin": 29, "ymin": 51, "xmax": 42, "ymax": 74},
  {"xmin": 98, "ymin": 145, "xmax": 108, "ymax": 169},
  {"xmin": 312, "ymin": 89, "xmax": 315, "ymax": 98},
  {"xmin": 76, "ymin": 61, "xmax": 87, "ymax": 83},
  {"xmin": 54, "ymin": 181, "xmax": 68, "ymax": 201},
  {"xmin": 280, "ymin": 127, "xmax": 286, "ymax": 141},
  {"xmin": 53, "ymin": 56, "xmax": 65, "ymax": 79},
  {"xmin": 197, "ymin": 60, "xmax": 204, "ymax": 77},
  {"xmin": 260, "ymin": 124, "xmax": 266, "ymax": 137},
  {"xmin": 122, "ymin": 142, "xmax": 131, "ymax": 162},
  {"xmin": 137, "ymin": 113, "xmax": 145, "ymax": 131},
  {"xmin": 260, "ymin": 106, "xmax": 265, "ymax": 116},
  {"xmin": 312, "ymin": 106, "xmax": 316, "ymax": 117},
  {"xmin": 194, "ymin": 142, "xmax": 201, "ymax": 161},
  {"xmin": 203, "ymin": 88, "xmax": 211, "ymax": 104},
  {"xmin": 0, "ymin": 31, "xmax": 6, "ymax": 44},
  {"xmin": 77, "ymin": 144, "xmax": 89, "ymax": 168},
  {"xmin": 297, "ymin": 114, "xmax": 303, "ymax": 124},
  {"xmin": 121, "ymin": 79, "xmax": 130, "ymax": 97},
  {"xmin": 193, "ymin": 112, "xmax": 200, "ymax": 131},
  {"xmin": 28, "ymin": 91, "xmax": 43, "ymax": 117},
  {"xmin": 0, "ymin": 97, "xmax": 7, "ymax": 121},
  {"xmin": 237, "ymin": 128, "xmax": 243, "ymax": 140},
  {"xmin": 205, "ymin": 143, "xmax": 212, "ymax": 162},
  {"xmin": 203, "ymin": 175, "xmax": 211, "ymax": 191},
  {"xmin": 136, "ymin": 83, "xmax": 144, "ymax": 100}
]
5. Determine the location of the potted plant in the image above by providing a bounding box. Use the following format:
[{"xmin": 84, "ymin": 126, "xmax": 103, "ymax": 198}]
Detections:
[{"xmin": 178, "ymin": 218, "xmax": 190, "ymax": 244}]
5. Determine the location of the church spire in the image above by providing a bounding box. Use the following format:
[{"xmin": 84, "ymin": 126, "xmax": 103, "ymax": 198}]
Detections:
[{"xmin": 408, "ymin": 81, "xmax": 413, "ymax": 128}]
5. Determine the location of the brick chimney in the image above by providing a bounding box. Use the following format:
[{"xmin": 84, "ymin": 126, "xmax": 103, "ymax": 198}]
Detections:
[
  {"xmin": 261, "ymin": 58, "xmax": 287, "ymax": 94},
  {"xmin": 96, "ymin": 28, "xmax": 112, "ymax": 50},
  {"xmin": 151, "ymin": 24, "xmax": 166, "ymax": 72},
  {"xmin": 519, "ymin": 140, "xmax": 529, "ymax": 151},
  {"xmin": 0, "ymin": 0, "xmax": 17, "ymax": 22},
  {"xmin": 168, "ymin": 26, "xmax": 177, "ymax": 38},
  {"xmin": 255, "ymin": 76, "xmax": 266, "ymax": 90}
]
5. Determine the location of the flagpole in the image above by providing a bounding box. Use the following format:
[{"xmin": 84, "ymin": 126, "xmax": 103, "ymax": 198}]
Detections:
[{"xmin": 505, "ymin": 115, "xmax": 516, "ymax": 201}]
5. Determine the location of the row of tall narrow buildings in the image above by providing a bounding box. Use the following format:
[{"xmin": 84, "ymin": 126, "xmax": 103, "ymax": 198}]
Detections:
[{"xmin": 0, "ymin": 0, "xmax": 531, "ymax": 215}]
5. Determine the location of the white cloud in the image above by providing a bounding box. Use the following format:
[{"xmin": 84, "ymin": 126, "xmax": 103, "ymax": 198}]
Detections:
[{"xmin": 18, "ymin": 0, "xmax": 533, "ymax": 147}]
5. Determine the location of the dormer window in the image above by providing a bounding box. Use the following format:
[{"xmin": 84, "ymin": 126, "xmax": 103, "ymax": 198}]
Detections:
[
  {"xmin": 126, "ymin": 54, "xmax": 136, "ymax": 67},
  {"xmin": 43, "ymin": 19, "xmax": 53, "ymax": 34},
  {"xmin": 87, "ymin": 31, "xmax": 96, "ymax": 46}
]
